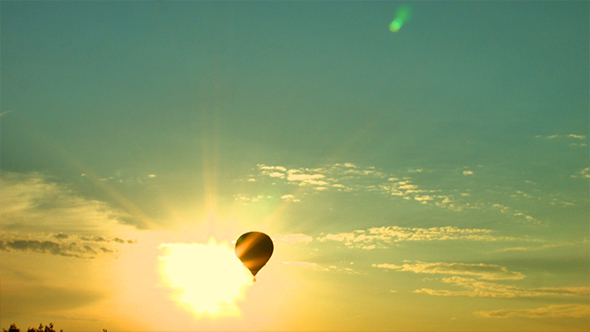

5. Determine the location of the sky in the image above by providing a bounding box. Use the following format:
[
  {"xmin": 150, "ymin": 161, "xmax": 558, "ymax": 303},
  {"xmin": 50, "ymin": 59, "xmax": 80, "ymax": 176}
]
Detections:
[{"xmin": 1, "ymin": 1, "xmax": 589, "ymax": 331}]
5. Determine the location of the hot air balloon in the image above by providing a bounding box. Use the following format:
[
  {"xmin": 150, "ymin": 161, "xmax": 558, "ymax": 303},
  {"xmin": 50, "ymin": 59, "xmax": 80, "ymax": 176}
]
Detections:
[{"xmin": 235, "ymin": 231, "xmax": 273, "ymax": 282}]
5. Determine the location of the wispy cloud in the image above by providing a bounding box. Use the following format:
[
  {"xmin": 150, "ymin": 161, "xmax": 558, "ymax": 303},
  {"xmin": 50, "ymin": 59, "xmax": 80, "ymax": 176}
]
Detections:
[
  {"xmin": 373, "ymin": 262, "xmax": 525, "ymax": 280},
  {"xmin": 234, "ymin": 194, "xmax": 269, "ymax": 203},
  {"xmin": 0, "ymin": 172, "xmax": 138, "ymax": 261},
  {"xmin": 280, "ymin": 194, "xmax": 300, "ymax": 202},
  {"xmin": 247, "ymin": 163, "xmax": 545, "ymax": 224},
  {"xmin": 0, "ymin": 239, "xmax": 91, "ymax": 258},
  {"xmin": 414, "ymin": 276, "xmax": 589, "ymax": 298},
  {"xmin": 495, "ymin": 240, "xmax": 585, "ymax": 252},
  {"xmin": 571, "ymin": 167, "xmax": 590, "ymax": 179},
  {"xmin": 375, "ymin": 260, "xmax": 590, "ymax": 299},
  {"xmin": 318, "ymin": 226, "xmax": 521, "ymax": 249},
  {"xmin": 567, "ymin": 134, "xmax": 587, "ymax": 140},
  {"xmin": 535, "ymin": 134, "xmax": 587, "ymax": 140},
  {"xmin": 476, "ymin": 304, "xmax": 590, "ymax": 319},
  {"xmin": 255, "ymin": 163, "xmax": 385, "ymax": 193},
  {"xmin": 491, "ymin": 203, "xmax": 539, "ymax": 224},
  {"xmin": 0, "ymin": 232, "xmax": 136, "ymax": 259},
  {"xmin": 1, "ymin": 172, "xmax": 135, "ymax": 234},
  {"xmin": 535, "ymin": 134, "xmax": 588, "ymax": 147}
]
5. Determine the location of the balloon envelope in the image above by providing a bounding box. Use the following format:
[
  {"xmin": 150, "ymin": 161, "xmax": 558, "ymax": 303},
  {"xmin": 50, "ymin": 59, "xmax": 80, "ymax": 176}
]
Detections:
[{"xmin": 235, "ymin": 232, "xmax": 273, "ymax": 279}]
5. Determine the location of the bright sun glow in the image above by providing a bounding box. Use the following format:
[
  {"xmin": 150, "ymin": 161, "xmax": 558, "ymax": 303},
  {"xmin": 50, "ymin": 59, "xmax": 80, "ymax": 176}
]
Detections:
[{"xmin": 158, "ymin": 239, "xmax": 252, "ymax": 317}]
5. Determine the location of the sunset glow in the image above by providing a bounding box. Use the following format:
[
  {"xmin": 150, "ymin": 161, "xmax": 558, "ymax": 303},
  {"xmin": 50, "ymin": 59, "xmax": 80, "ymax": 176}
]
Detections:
[{"xmin": 158, "ymin": 240, "xmax": 251, "ymax": 317}]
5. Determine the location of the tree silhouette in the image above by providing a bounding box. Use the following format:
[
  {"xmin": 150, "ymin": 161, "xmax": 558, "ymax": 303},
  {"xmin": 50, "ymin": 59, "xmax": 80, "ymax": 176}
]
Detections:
[
  {"xmin": 2, "ymin": 323, "xmax": 62, "ymax": 332},
  {"xmin": 3, "ymin": 324, "xmax": 20, "ymax": 332}
]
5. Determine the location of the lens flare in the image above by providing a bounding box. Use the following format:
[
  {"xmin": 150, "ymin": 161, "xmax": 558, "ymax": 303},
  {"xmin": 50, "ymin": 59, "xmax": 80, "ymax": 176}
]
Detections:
[{"xmin": 389, "ymin": 5, "xmax": 413, "ymax": 33}]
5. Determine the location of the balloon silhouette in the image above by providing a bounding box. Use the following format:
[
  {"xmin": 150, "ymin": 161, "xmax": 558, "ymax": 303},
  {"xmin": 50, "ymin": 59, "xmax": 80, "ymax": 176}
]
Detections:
[{"xmin": 235, "ymin": 232, "xmax": 273, "ymax": 282}]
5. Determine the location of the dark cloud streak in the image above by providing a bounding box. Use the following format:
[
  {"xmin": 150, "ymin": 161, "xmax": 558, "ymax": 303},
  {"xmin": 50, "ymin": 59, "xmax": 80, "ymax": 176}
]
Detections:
[{"xmin": 0, "ymin": 239, "xmax": 85, "ymax": 258}]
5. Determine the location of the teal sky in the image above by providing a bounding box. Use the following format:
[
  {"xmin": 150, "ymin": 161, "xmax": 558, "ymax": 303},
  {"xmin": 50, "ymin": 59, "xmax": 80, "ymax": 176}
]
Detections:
[{"xmin": 1, "ymin": 1, "xmax": 589, "ymax": 331}]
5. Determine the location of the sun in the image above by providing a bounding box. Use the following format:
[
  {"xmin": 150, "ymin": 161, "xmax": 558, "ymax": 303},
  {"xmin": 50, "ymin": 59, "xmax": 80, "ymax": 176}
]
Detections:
[{"xmin": 158, "ymin": 239, "xmax": 252, "ymax": 317}]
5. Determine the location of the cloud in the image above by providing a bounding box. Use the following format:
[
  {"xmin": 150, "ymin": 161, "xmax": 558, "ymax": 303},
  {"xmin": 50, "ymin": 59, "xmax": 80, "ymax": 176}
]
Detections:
[
  {"xmin": 495, "ymin": 240, "xmax": 584, "ymax": 252},
  {"xmin": 476, "ymin": 305, "xmax": 590, "ymax": 319},
  {"xmin": 414, "ymin": 195, "xmax": 434, "ymax": 202},
  {"xmin": 536, "ymin": 134, "xmax": 587, "ymax": 140},
  {"xmin": 286, "ymin": 172, "xmax": 328, "ymax": 186},
  {"xmin": 318, "ymin": 226, "xmax": 519, "ymax": 249},
  {"xmin": 0, "ymin": 232, "xmax": 136, "ymax": 259},
  {"xmin": 571, "ymin": 168, "xmax": 590, "ymax": 179},
  {"xmin": 535, "ymin": 134, "xmax": 588, "ymax": 147},
  {"xmin": 567, "ymin": 134, "xmax": 587, "ymax": 140},
  {"xmin": 1, "ymin": 239, "xmax": 100, "ymax": 259},
  {"xmin": 0, "ymin": 172, "xmax": 135, "ymax": 234},
  {"xmin": 491, "ymin": 204, "xmax": 539, "ymax": 224},
  {"xmin": 0, "ymin": 239, "xmax": 84, "ymax": 258},
  {"xmin": 280, "ymin": 194, "xmax": 300, "ymax": 202},
  {"xmin": 414, "ymin": 276, "xmax": 589, "ymax": 298},
  {"xmin": 80, "ymin": 235, "xmax": 109, "ymax": 242},
  {"xmin": 255, "ymin": 163, "xmax": 386, "ymax": 193},
  {"xmin": 258, "ymin": 165, "xmax": 287, "ymax": 172},
  {"xmin": 373, "ymin": 262, "xmax": 525, "ymax": 280},
  {"xmin": 251, "ymin": 163, "xmax": 520, "ymax": 220},
  {"xmin": 249, "ymin": 163, "xmax": 553, "ymax": 224},
  {"xmin": 234, "ymin": 194, "xmax": 269, "ymax": 203},
  {"xmin": 0, "ymin": 172, "xmax": 138, "ymax": 261}
]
